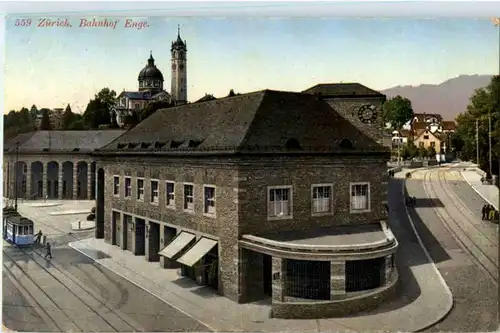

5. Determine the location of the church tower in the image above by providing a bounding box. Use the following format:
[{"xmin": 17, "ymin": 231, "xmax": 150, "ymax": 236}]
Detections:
[{"xmin": 171, "ymin": 25, "xmax": 187, "ymax": 104}]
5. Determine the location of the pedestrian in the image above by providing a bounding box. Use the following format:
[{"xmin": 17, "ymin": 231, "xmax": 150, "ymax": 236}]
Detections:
[
  {"xmin": 44, "ymin": 242, "xmax": 52, "ymax": 259},
  {"xmin": 35, "ymin": 230, "xmax": 42, "ymax": 244},
  {"xmin": 481, "ymin": 205, "xmax": 487, "ymax": 220},
  {"xmin": 489, "ymin": 207, "xmax": 496, "ymax": 221}
]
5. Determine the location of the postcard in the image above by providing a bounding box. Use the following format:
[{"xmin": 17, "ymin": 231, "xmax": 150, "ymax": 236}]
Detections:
[{"xmin": 2, "ymin": 2, "xmax": 499, "ymax": 333}]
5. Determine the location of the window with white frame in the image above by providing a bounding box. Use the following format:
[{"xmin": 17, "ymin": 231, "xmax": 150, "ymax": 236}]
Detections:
[
  {"xmin": 268, "ymin": 186, "xmax": 292, "ymax": 218},
  {"xmin": 204, "ymin": 186, "xmax": 216, "ymax": 215},
  {"xmin": 184, "ymin": 184, "xmax": 194, "ymax": 211},
  {"xmin": 350, "ymin": 183, "xmax": 370, "ymax": 212},
  {"xmin": 150, "ymin": 180, "xmax": 159, "ymax": 204},
  {"xmin": 137, "ymin": 178, "xmax": 144, "ymax": 201},
  {"xmin": 113, "ymin": 176, "xmax": 120, "ymax": 196},
  {"xmin": 312, "ymin": 185, "xmax": 332, "ymax": 214},
  {"xmin": 166, "ymin": 181, "xmax": 175, "ymax": 207},
  {"xmin": 125, "ymin": 177, "xmax": 132, "ymax": 198}
]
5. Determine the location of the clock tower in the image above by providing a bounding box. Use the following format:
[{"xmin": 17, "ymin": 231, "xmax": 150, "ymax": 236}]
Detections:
[{"xmin": 171, "ymin": 25, "xmax": 187, "ymax": 105}]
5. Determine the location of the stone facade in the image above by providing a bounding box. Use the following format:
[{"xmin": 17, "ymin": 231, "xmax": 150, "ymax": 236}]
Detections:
[
  {"xmin": 3, "ymin": 153, "xmax": 96, "ymax": 201},
  {"xmin": 98, "ymin": 152, "xmax": 394, "ymax": 306}
]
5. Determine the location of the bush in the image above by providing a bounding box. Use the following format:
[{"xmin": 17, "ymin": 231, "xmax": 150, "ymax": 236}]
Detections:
[{"xmin": 86, "ymin": 213, "xmax": 96, "ymax": 221}]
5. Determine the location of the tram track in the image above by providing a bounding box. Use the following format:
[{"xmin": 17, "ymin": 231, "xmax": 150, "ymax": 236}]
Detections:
[
  {"xmin": 2, "ymin": 247, "xmax": 146, "ymax": 332},
  {"xmin": 421, "ymin": 168, "xmax": 498, "ymax": 284}
]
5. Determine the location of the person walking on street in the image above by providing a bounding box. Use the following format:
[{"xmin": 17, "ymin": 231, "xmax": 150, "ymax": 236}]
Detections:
[
  {"xmin": 488, "ymin": 206, "xmax": 496, "ymax": 221},
  {"xmin": 482, "ymin": 205, "xmax": 487, "ymax": 220},
  {"xmin": 35, "ymin": 230, "xmax": 42, "ymax": 244},
  {"xmin": 44, "ymin": 242, "xmax": 52, "ymax": 259}
]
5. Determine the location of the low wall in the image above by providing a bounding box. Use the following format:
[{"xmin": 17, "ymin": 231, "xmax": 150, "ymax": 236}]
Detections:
[{"xmin": 271, "ymin": 271, "xmax": 399, "ymax": 319}]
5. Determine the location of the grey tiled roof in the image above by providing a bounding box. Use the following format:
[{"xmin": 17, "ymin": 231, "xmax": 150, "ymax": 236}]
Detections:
[
  {"xmin": 4, "ymin": 130, "xmax": 126, "ymax": 154},
  {"xmin": 96, "ymin": 90, "xmax": 389, "ymax": 156},
  {"xmin": 302, "ymin": 83, "xmax": 385, "ymax": 98}
]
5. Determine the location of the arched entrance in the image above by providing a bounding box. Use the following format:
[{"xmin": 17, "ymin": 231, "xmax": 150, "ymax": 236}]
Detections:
[
  {"xmin": 90, "ymin": 162, "xmax": 96, "ymax": 200},
  {"xmin": 14, "ymin": 161, "xmax": 27, "ymax": 199},
  {"xmin": 77, "ymin": 161, "xmax": 88, "ymax": 199},
  {"xmin": 30, "ymin": 161, "xmax": 43, "ymax": 199},
  {"xmin": 62, "ymin": 161, "xmax": 74, "ymax": 199},
  {"xmin": 46, "ymin": 161, "xmax": 59, "ymax": 199},
  {"xmin": 96, "ymin": 168, "xmax": 105, "ymax": 239}
]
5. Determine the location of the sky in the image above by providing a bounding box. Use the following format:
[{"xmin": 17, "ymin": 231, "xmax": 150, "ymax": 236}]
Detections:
[{"xmin": 4, "ymin": 16, "xmax": 499, "ymax": 113}]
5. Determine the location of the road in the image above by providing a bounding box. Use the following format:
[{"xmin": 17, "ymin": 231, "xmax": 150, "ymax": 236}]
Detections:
[
  {"xmin": 405, "ymin": 165, "xmax": 498, "ymax": 332},
  {"xmin": 2, "ymin": 231, "xmax": 211, "ymax": 332}
]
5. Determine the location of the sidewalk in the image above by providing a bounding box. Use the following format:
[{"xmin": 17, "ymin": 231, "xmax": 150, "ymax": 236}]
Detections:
[
  {"xmin": 69, "ymin": 231, "xmax": 452, "ymax": 332},
  {"xmin": 460, "ymin": 170, "xmax": 499, "ymax": 210}
]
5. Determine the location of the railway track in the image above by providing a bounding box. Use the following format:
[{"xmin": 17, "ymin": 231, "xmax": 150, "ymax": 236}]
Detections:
[
  {"xmin": 421, "ymin": 168, "xmax": 498, "ymax": 284},
  {"xmin": 2, "ymin": 246, "xmax": 145, "ymax": 332}
]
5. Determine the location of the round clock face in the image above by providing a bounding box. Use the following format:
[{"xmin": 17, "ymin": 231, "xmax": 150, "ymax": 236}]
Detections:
[
  {"xmin": 358, "ymin": 105, "xmax": 377, "ymax": 123},
  {"xmin": 172, "ymin": 64, "xmax": 176, "ymax": 70}
]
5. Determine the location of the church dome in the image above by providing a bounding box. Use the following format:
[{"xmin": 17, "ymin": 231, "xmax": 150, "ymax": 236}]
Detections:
[{"xmin": 138, "ymin": 53, "xmax": 164, "ymax": 81}]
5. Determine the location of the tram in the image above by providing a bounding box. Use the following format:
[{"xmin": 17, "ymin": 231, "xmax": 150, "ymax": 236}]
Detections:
[{"xmin": 3, "ymin": 208, "xmax": 35, "ymax": 246}]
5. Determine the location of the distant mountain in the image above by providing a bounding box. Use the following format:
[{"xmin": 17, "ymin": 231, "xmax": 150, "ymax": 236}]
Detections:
[{"xmin": 381, "ymin": 74, "xmax": 493, "ymax": 120}]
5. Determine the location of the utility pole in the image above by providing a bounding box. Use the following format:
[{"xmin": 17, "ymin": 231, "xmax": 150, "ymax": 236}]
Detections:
[
  {"xmin": 14, "ymin": 141, "xmax": 20, "ymax": 211},
  {"xmin": 476, "ymin": 118, "xmax": 480, "ymax": 166},
  {"xmin": 489, "ymin": 112, "xmax": 493, "ymax": 176}
]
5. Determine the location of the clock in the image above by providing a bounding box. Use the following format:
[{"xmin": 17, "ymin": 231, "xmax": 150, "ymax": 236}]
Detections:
[
  {"xmin": 358, "ymin": 105, "xmax": 378, "ymax": 123},
  {"xmin": 153, "ymin": 81, "xmax": 159, "ymax": 88},
  {"xmin": 172, "ymin": 64, "xmax": 176, "ymax": 70}
]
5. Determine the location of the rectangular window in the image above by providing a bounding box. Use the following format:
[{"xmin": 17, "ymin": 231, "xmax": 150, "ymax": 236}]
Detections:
[
  {"xmin": 137, "ymin": 178, "xmax": 144, "ymax": 201},
  {"xmin": 184, "ymin": 184, "xmax": 194, "ymax": 211},
  {"xmin": 113, "ymin": 176, "xmax": 120, "ymax": 196},
  {"xmin": 150, "ymin": 180, "xmax": 159, "ymax": 204},
  {"xmin": 166, "ymin": 181, "xmax": 175, "ymax": 208},
  {"xmin": 125, "ymin": 177, "xmax": 132, "ymax": 198},
  {"xmin": 204, "ymin": 186, "xmax": 216, "ymax": 215},
  {"xmin": 268, "ymin": 186, "xmax": 292, "ymax": 218},
  {"xmin": 350, "ymin": 183, "xmax": 370, "ymax": 212},
  {"xmin": 423, "ymin": 135, "xmax": 429, "ymax": 140},
  {"xmin": 312, "ymin": 185, "xmax": 332, "ymax": 214},
  {"xmin": 419, "ymin": 142, "xmax": 424, "ymax": 148},
  {"xmin": 430, "ymin": 141, "xmax": 436, "ymax": 148}
]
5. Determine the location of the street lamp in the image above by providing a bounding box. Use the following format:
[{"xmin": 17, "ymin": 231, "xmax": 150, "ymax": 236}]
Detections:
[{"xmin": 14, "ymin": 141, "xmax": 20, "ymax": 211}]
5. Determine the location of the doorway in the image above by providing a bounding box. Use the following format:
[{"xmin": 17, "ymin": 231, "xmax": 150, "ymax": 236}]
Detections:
[
  {"xmin": 135, "ymin": 218, "xmax": 146, "ymax": 256},
  {"xmin": 263, "ymin": 254, "xmax": 272, "ymax": 297},
  {"xmin": 148, "ymin": 222, "xmax": 160, "ymax": 262}
]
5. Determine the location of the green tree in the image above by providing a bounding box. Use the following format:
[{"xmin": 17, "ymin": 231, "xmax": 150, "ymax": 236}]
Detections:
[
  {"xmin": 29, "ymin": 104, "xmax": 38, "ymax": 121},
  {"xmin": 83, "ymin": 88, "xmax": 117, "ymax": 129},
  {"xmin": 228, "ymin": 89, "xmax": 236, "ymax": 97},
  {"xmin": 39, "ymin": 108, "xmax": 52, "ymax": 130},
  {"xmin": 418, "ymin": 146, "xmax": 428, "ymax": 158},
  {"xmin": 427, "ymin": 146, "xmax": 436, "ymax": 158},
  {"xmin": 454, "ymin": 75, "xmax": 500, "ymax": 175},
  {"xmin": 140, "ymin": 100, "xmax": 175, "ymax": 121},
  {"xmin": 62, "ymin": 104, "xmax": 75, "ymax": 129},
  {"xmin": 382, "ymin": 95, "xmax": 414, "ymax": 130}
]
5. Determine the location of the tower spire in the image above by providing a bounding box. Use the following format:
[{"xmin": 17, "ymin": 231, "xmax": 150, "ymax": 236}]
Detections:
[{"xmin": 178, "ymin": 24, "xmax": 180, "ymax": 37}]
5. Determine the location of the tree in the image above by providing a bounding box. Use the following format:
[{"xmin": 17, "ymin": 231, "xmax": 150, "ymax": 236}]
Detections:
[
  {"xmin": 29, "ymin": 105, "xmax": 38, "ymax": 121},
  {"xmin": 382, "ymin": 95, "xmax": 414, "ymax": 130},
  {"xmin": 427, "ymin": 146, "xmax": 436, "ymax": 158},
  {"xmin": 83, "ymin": 88, "xmax": 117, "ymax": 129},
  {"xmin": 140, "ymin": 100, "xmax": 175, "ymax": 121},
  {"xmin": 454, "ymin": 75, "xmax": 500, "ymax": 175},
  {"xmin": 62, "ymin": 104, "xmax": 75, "ymax": 129},
  {"xmin": 417, "ymin": 146, "xmax": 428, "ymax": 158},
  {"xmin": 228, "ymin": 89, "xmax": 236, "ymax": 97},
  {"xmin": 39, "ymin": 108, "xmax": 52, "ymax": 130}
]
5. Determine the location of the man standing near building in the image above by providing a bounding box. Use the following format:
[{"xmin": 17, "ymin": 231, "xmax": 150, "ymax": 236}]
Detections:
[{"xmin": 44, "ymin": 242, "xmax": 52, "ymax": 259}]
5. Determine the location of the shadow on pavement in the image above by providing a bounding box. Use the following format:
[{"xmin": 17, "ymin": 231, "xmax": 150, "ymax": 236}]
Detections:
[
  {"xmin": 404, "ymin": 179, "xmax": 452, "ymax": 264},
  {"xmin": 414, "ymin": 198, "xmax": 444, "ymax": 208}
]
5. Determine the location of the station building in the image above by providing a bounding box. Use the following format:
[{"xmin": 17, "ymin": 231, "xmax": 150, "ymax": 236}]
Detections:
[
  {"xmin": 3, "ymin": 130, "xmax": 124, "ymax": 201},
  {"xmin": 93, "ymin": 89, "xmax": 398, "ymax": 318}
]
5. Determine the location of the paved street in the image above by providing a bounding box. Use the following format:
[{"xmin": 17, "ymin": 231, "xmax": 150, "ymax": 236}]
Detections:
[
  {"xmin": 405, "ymin": 166, "xmax": 498, "ymax": 332},
  {"xmin": 2, "ymin": 201, "xmax": 211, "ymax": 332}
]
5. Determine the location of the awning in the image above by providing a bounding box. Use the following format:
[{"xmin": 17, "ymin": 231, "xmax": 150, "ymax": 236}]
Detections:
[
  {"xmin": 177, "ymin": 237, "xmax": 218, "ymax": 267},
  {"xmin": 158, "ymin": 231, "xmax": 196, "ymax": 259}
]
